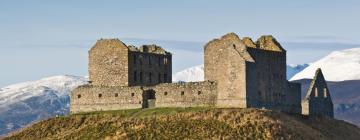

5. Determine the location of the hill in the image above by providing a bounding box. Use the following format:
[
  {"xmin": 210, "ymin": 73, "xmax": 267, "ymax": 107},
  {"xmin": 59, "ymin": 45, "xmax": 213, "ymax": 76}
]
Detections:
[{"xmin": 3, "ymin": 108, "xmax": 360, "ymax": 140}]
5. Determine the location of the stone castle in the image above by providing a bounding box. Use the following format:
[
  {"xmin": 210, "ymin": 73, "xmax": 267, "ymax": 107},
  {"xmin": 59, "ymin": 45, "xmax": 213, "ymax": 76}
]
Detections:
[{"xmin": 70, "ymin": 33, "xmax": 334, "ymax": 117}]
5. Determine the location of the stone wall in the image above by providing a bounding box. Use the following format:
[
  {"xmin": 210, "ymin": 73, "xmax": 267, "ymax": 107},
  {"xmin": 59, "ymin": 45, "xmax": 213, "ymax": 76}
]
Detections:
[
  {"xmin": 285, "ymin": 82, "xmax": 302, "ymax": 114},
  {"xmin": 70, "ymin": 85, "xmax": 143, "ymax": 114},
  {"xmin": 244, "ymin": 36, "xmax": 290, "ymax": 111},
  {"xmin": 302, "ymin": 69, "xmax": 334, "ymax": 118},
  {"xmin": 150, "ymin": 81, "xmax": 217, "ymax": 108},
  {"xmin": 70, "ymin": 81, "xmax": 217, "ymax": 114},
  {"xmin": 246, "ymin": 48, "xmax": 287, "ymax": 109},
  {"xmin": 89, "ymin": 39, "xmax": 129, "ymax": 86}
]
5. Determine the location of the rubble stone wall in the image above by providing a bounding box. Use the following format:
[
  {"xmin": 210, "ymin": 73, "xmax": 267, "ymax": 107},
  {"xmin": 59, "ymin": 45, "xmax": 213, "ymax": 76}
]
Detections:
[
  {"xmin": 89, "ymin": 39, "xmax": 129, "ymax": 86},
  {"xmin": 150, "ymin": 81, "xmax": 218, "ymax": 108},
  {"xmin": 70, "ymin": 81, "xmax": 217, "ymax": 113},
  {"xmin": 70, "ymin": 85, "xmax": 143, "ymax": 114}
]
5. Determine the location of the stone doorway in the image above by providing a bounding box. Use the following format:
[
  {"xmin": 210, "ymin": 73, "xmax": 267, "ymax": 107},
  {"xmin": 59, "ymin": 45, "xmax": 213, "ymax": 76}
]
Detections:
[{"xmin": 142, "ymin": 89, "xmax": 156, "ymax": 108}]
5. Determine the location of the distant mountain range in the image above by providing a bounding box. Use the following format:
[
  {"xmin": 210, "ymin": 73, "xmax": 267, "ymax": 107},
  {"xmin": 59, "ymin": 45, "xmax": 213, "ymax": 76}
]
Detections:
[{"xmin": 0, "ymin": 76, "xmax": 87, "ymax": 136}]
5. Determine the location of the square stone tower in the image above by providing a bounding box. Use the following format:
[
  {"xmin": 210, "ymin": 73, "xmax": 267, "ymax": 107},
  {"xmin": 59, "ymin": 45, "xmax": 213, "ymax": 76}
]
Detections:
[
  {"xmin": 89, "ymin": 39, "xmax": 172, "ymax": 87},
  {"xmin": 204, "ymin": 33, "xmax": 301, "ymax": 112},
  {"xmin": 204, "ymin": 33, "xmax": 257, "ymax": 108},
  {"xmin": 243, "ymin": 36, "xmax": 288, "ymax": 110}
]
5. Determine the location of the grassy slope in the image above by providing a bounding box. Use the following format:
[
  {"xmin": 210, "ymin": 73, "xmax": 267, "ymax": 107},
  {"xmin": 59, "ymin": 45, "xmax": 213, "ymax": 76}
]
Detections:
[{"xmin": 3, "ymin": 107, "xmax": 360, "ymax": 140}]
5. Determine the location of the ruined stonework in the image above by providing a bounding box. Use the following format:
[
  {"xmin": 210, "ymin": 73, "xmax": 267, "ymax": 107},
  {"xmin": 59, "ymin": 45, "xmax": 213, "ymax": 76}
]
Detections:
[
  {"xmin": 71, "ymin": 85, "xmax": 143, "ymax": 113},
  {"xmin": 204, "ymin": 33, "xmax": 300, "ymax": 113},
  {"xmin": 204, "ymin": 33, "xmax": 255, "ymax": 108},
  {"xmin": 89, "ymin": 39, "xmax": 171, "ymax": 87},
  {"xmin": 71, "ymin": 81, "xmax": 217, "ymax": 113},
  {"xmin": 301, "ymin": 69, "xmax": 334, "ymax": 118},
  {"xmin": 71, "ymin": 33, "xmax": 332, "ymax": 116},
  {"xmin": 150, "ymin": 81, "xmax": 217, "ymax": 108}
]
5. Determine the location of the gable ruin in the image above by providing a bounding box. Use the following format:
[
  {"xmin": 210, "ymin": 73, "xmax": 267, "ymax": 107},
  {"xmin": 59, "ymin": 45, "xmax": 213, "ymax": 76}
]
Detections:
[{"xmin": 302, "ymin": 69, "xmax": 334, "ymax": 117}]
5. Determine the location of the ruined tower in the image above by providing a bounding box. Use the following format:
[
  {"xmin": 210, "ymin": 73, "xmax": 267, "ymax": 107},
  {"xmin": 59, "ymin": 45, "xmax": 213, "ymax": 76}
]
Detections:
[
  {"xmin": 244, "ymin": 36, "xmax": 300, "ymax": 112},
  {"xmin": 302, "ymin": 68, "xmax": 334, "ymax": 118},
  {"xmin": 89, "ymin": 39, "xmax": 172, "ymax": 87},
  {"xmin": 204, "ymin": 33, "xmax": 301, "ymax": 113},
  {"xmin": 204, "ymin": 33, "xmax": 258, "ymax": 108}
]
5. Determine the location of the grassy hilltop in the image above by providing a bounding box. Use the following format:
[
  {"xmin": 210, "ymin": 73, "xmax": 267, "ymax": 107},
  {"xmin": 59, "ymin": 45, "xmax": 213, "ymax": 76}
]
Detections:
[{"xmin": 3, "ymin": 107, "xmax": 360, "ymax": 140}]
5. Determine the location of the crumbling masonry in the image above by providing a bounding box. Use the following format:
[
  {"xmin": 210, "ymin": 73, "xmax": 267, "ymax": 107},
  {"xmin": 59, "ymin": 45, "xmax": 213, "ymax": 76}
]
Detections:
[{"xmin": 70, "ymin": 33, "xmax": 334, "ymax": 118}]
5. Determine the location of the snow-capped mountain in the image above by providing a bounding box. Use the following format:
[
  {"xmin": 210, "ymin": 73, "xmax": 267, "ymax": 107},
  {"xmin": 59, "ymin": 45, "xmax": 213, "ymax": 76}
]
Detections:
[
  {"xmin": 291, "ymin": 48, "xmax": 360, "ymax": 81},
  {"xmin": 172, "ymin": 64, "xmax": 308, "ymax": 82},
  {"xmin": 172, "ymin": 65, "xmax": 204, "ymax": 82},
  {"xmin": 0, "ymin": 75, "xmax": 87, "ymax": 136}
]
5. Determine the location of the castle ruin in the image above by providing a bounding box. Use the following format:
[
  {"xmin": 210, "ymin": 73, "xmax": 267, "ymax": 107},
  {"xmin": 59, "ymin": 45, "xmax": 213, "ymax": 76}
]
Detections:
[{"xmin": 70, "ymin": 33, "xmax": 333, "ymax": 118}]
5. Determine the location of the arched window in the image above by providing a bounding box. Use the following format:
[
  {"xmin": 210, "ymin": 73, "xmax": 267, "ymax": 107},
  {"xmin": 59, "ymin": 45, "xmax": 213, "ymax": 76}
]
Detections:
[
  {"xmin": 77, "ymin": 94, "xmax": 81, "ymax": 98},
  {"xmin": 98, "ymin": 94, "xmax": 102, "ymax": 98},
  {"xmin": 324, "ymin": 88, "xmax": 327, "ymax": 98},
  {"xmin": 314, "ymin": 87, "xmax": 318, "ymax": 97},
  {"xmin": 181, "ymin": 91, "xmax": 185, "ymax": 96}
]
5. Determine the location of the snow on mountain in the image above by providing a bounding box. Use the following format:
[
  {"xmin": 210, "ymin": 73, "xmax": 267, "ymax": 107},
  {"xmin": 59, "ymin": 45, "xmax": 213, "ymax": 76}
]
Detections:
[
  {"xmin": 0, "ymin": 75, "xmax": 87, "ymax": 136},
  {"xmin": 172, "ymin": 64, "xmax": 308, "ymax": 82},
  {"xmin": 291, "ymin": 48, "xmax": 360, "ymax": 81},
  {"xmin": 172, "ymin": 65, "xmax": 204, "ymax": 82}
]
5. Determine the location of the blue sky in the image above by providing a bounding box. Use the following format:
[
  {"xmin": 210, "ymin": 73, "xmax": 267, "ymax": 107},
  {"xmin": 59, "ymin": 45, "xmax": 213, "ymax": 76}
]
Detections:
[{"xmin": 0, "ymin": 0, "xmax": 359, "ymax": 87}]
